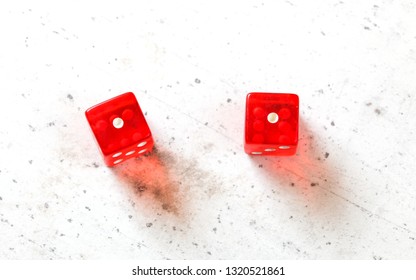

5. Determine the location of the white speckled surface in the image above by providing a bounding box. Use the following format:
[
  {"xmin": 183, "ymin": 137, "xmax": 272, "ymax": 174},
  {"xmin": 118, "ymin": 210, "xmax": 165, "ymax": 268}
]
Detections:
[{"xmin": 1, "ymin": 0, "xmax": 416, "ymax": 259}]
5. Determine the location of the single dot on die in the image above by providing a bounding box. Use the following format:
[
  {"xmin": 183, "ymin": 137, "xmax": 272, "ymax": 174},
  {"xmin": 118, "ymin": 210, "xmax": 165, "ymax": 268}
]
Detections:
[
  {"xmin": 279, "ymin": 145, "xmax": 291, "ymax": 150},
  {"xmin": 112, "ymin": 152, "xmax": 122, "ymax": 158},
  {"xmin": 112, "ymin": 117, "xmax": 124, "ymax": 129},
  {"xmin": 138, "ymin": 149, "xmax": 147, "ymax": 154},
  {"xmin": 113, "ymin": 159, "xmax": 123, "ymax": 164},
  {"xmin": 137, "ymin": 141, "xmax": 147, "ymax": 147},
  {"xmin": 265, "ymin": 148, "xmax": 276, "ymax": 152},
  {"xmin": 252, "ymin": 152, "xmax": 262, "ymax": 155},
  {"xmin": 125, "ymin": 150, "xmax": 135, "ymax": 156},
  {"xmin": 122, "ymin": 109, "xmax": 134, "ymax": 120},
  {"xmin": 267, "ymin": 112, "xmax": 279, "ymax": 123}
]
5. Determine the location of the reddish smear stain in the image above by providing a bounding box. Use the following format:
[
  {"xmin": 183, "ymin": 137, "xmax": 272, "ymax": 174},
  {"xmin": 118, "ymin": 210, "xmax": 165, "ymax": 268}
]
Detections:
[{"xmin": 112, "ymin": 148, "xmax": 183, "ymax": 215}]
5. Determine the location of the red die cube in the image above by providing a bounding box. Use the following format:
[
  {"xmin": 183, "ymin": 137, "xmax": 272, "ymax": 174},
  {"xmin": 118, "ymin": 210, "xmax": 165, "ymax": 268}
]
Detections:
[
  {"xmin": 244, "ymin": 92, "xmax": 299, "ymax": 156},
  {"xmin": 85, "ymin": 92, "xmax": 154, "ymax": 166}
]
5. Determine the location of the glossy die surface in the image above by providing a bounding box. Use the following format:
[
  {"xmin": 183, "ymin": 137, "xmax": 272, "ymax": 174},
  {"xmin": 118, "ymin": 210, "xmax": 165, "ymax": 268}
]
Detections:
[
  {"xmin": 244, "ymin": 92, "xmax": 299, "ymax": 156},
  {"xmin": 85, "ymin": 92, "xmax": 154, "ymax": 166}
]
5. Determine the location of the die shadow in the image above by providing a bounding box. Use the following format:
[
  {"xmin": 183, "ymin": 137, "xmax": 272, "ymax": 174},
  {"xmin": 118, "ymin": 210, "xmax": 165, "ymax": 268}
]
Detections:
[
  {"xmin": 250, "ymin": 118, "xmax": 346, "ymax": 217},
  {"xmin": 111, "ymin": 146, "xmax": 188, "ymax": 220}
]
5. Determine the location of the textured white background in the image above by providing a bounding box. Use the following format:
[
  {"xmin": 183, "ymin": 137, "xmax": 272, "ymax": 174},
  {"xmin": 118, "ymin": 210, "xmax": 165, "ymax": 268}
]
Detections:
[{"xmin": 1, "ymin": 0, "xmax": 416, "ymax": 259}]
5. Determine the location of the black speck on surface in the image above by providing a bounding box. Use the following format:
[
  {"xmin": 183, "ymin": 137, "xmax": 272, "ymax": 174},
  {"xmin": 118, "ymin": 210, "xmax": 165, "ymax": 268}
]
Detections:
[
  {"xmin": 47, "ymin": 122, "xmax": 55, "ymax": 127},
  {"xmin": 331, "ymin": 121, "xmax": 335, "ymax": 126},
  {"xmin": 325, "ymin": 152, "xmax": 329, "ymax": 159},
  {"xmin": 374, "ymin": 108, "xmax": 381, "ymax": 115},
  {"xmin": 0, "ymin": 196, "xmax": 2, "ymax": 201},
  {"xmin": 364, "ymin": 26, "xmax": 370, "ymax": 30},
  {"xmin": 146, "ymin": 223, "xmax": 153, "ymax": 228},
  {"xmin": 227, "ymin": 98, "xmax": 231, "ymax": 103},
  {"xmin": 310, "ymin": 182, "xmax": 318, "ymax": 187},
  {"xmin": 258, "ymin": 164, "xmax": 263, "ymax": 168},
  {"xmin": 92, "ymin": 162, "xmax": 99, "ymax": 168},
  {"xmin": 12, "ymin": 179, "xmax": 17, "ymax": 183},
  {"xmin": 366, "ymin": 102, "xmax": 372, "ymax": 106},
  {"xmin": 44, "ymin": 202, "xmax": 49, "ymax": 208},
  {"xmin": 85, "ymin": 206, "xmax": 91, "ymax": 211},
  {"xmin": 67, "ymin": 219, "xmax": 72, "ymax": 223},
  {"xmin": 28, "ymin": 160, "xmax": 33, "ymax": 164},
  {"xmin": 128, "ymin": 215, "xmax": 133, "ymax": 219},
  {"xmin": 204, "ymin": 122, "xmax": 208, "ymax": 126},
  {"xmin": 67, "ymin": 94, "xmax": 73, "ymax": 100},
  {"xmin": 290, "ymin": 183, "xmax": 295, "ymax": 187},
  {"xmin": 195, "ymin": 78, "xmax": 201, "ymax": 84}
]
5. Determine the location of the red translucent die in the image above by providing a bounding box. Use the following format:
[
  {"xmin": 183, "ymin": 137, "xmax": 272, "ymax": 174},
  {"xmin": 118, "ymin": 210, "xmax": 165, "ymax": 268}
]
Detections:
[
  {"xmin": 244, "ymin": 92, "xmax": 299, "ymax": 156},
  {"xmin": 85, "ymin": 92, "xmax": 154, "ymax": 166}
]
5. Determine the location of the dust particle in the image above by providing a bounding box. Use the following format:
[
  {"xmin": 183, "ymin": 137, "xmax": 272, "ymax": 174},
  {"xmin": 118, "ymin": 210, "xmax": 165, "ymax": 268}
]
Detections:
[
  {"xmin": 325, "ymin": 152, "xmax": 329, "ymax": 159},
  {"xmin": 310, "ymin": 183, "xmax": 318, "ymax": 187},
  {"xmin": 44, "ymin": 202, "xmax": 49, "ymax": 208},
  {"xmin": 374, "ymin": 108, "xmax": 381, "ymax": 115},
  {"xmin": 67, "ymin": 94, "xmax": 73, "ymax": 100},
  {"xmin": 195, "ymin": 78, "xmax": 201, "ymax": 84},
  {"xmin": 331, "ymin": 121, "xmax": 335, "ymax": 126},
  {"xmin": 134, "ymin": 182, "xmax": 147, "ymax": 193},
  {"xmin": 146, "ymin": 223, "xmax": 153, "ymax": 228},
  {"xmin": 227, "ymin": 98, "xmax": 231, "ymax": 103}
]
